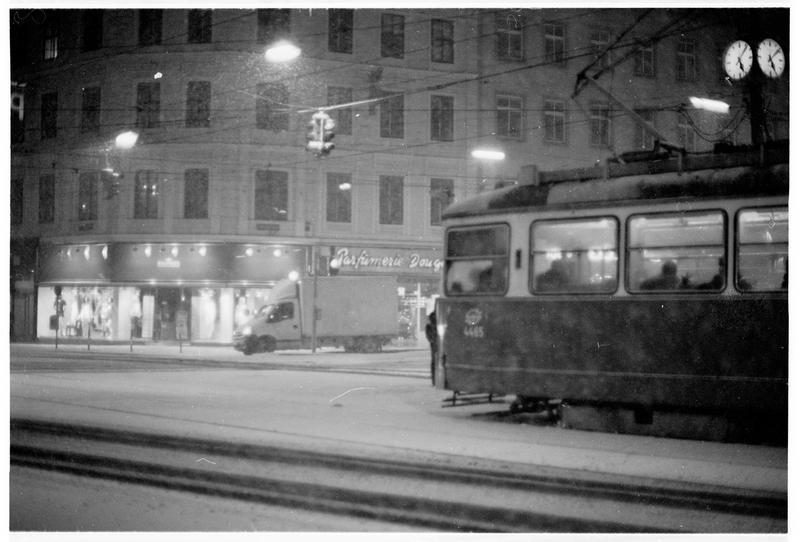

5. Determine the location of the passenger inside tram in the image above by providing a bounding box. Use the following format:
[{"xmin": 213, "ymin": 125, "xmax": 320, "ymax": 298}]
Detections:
[{"xmin": 639, "ymin": 260, "xmax": 680, "ymax": 290}]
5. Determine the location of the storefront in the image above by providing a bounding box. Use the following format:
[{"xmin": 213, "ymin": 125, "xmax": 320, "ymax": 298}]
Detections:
[
  {"xmin": 35, "ymin": 241, "xmax": 442, "ymax": 345},
  {"xmin": 36, "ymin": 242, "xmax": 306, "ymax": 344}
]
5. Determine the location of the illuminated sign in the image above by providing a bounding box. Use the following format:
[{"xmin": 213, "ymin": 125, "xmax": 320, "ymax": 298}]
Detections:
[{"xmin": 333, "ymin": 247, "xmax": 442, "ymax": 274}]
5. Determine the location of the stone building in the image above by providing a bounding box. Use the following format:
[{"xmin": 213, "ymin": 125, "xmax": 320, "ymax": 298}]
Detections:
[{"xmin": 9, "ymin": 8, "xmax": 789, "ymax": 343}]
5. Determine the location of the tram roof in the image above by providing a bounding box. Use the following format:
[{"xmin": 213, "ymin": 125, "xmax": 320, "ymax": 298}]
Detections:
[{"xmin": 444, "ymin": 144, "xmax": 789, "ymax": 219}]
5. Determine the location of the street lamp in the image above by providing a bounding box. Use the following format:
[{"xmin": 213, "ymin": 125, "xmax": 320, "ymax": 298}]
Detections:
[
  {"xmin": 471, "ymin": 149, "xmax": 506, "ymax": 161},
  {"xmin": 265, "ymin": 40, "xmax": 301, "ymax": 63},
  {"xmin": 688, "ymin": 97, "xmax": 730, "ymax": 115}
]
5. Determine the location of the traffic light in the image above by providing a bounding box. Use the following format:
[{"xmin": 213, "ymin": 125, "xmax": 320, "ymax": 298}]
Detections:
[
  {"xmin": 320, "ymin": 114, "xmax": 335, "ymax": 156},
  {"xmin": 305, "ymin": 111, "xmax": 335, "ymax": 156},
  {"xmin": 306, "ymin": 113, "xmax": 323, "ymax": 153}
]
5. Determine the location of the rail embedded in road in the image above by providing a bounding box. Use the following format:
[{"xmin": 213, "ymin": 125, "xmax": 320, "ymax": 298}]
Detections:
[{"xmin": 10, "ymin": 418, "xmax": 787, "ymax": 533}]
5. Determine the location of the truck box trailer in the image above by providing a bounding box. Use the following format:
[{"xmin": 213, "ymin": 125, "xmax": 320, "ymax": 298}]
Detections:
[{"xmin": 233, "ymin": 275, "xmax": 398, "ymax": 354}]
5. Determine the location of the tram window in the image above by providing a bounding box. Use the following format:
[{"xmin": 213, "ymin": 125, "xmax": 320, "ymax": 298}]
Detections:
[
  {"xmin": 445, "ymin": 225, "xmax": 509, "ymax": 295},
  {"xmin": 736, "ymin": 207, "xmax": 788, "ymax": 292},
  {"xmin": 628, "ymin": 211, "xmax": 725, "ymax": 292},
  {"xmin": 530, "ymin": 217, "xmax": 618, "ymax": 293}
]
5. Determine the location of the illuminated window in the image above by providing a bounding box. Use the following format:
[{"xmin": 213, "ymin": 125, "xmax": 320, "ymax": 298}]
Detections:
[
  {"xmin": 530, "ymin": 218, "xmax": 618, "ymax": 293},
  {"xmin": 628, "ymin": 211, "xmax": 725, "ymax": 292},
  {"xmin": 736, "ymin": 207, "xmax": 788, "ymax": 292},
  {"xmin": 445, "ymin": 225, "xmax": 509, "ymax": 295}
]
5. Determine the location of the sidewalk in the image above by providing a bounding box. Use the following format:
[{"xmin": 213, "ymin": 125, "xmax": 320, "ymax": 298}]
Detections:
[{"xmin": 10, "ymin": 339, "xmax": 430, "ymax": 368}]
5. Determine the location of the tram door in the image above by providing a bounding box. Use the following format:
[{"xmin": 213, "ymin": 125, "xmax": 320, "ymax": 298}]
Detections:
[{"xmin": 153, "ymin": 288, "xmax": 190, "ymax": 341}]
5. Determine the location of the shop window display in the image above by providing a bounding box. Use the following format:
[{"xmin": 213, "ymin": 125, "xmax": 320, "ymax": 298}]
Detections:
[{"xmin": 37, "ymin": 286, "xmax": 118, "ymax": 339}]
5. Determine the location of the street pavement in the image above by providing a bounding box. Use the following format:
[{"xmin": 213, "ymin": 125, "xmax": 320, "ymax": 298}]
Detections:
[{"xmin": 9, "ymin": 341, "xmax": 788, "ymax": 498}]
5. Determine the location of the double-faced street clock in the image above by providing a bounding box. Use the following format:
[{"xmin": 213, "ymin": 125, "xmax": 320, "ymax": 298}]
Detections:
[
  {"xmin": 723, "ymin": 39, "xmax": 753, "ymax": 80},
  {"xmin": 756, "ymin": 38, "xmax": 785, "ymax": 78},
  {"xmin": 723, "ymin": 38, "xmax": 785, "ymax": 80}
]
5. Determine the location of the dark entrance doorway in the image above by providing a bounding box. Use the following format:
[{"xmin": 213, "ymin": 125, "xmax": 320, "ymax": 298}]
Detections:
[{"xmin": 153, "ymin": 288, "xmax": 190, "ymax": 342}]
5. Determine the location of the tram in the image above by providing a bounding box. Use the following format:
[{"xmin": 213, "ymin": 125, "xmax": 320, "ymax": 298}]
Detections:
[{"xmin": 435, "ymin": 143, "xmax": 788, "ymax": 442}]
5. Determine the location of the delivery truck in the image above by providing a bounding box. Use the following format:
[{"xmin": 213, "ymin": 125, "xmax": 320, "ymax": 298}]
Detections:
[{"xmin": 233, "ymin": 275, "xmax": 399, "ymax": 354}]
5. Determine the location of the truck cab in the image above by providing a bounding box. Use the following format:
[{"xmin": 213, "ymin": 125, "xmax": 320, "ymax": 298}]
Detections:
[{"xmin": 233, "ymin": 299, "xmax": 300, "ymax": 354}]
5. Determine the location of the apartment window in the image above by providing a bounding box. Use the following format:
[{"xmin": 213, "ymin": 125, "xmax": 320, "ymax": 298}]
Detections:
[
  {"xmin": 80, "ymin": 86, "xmax": 101, "ymax": 133},
  {"xmin": 634, "ymin": 109, "xmax": 655, "ymax": 150},
  {"xmin": 496, "ymin": 12, "xmax": 523, "ymax": 60},
  {"xmin": 256, "ymin": 83, "xmax": 289, "ymax": 131},
  {"xmin": 430, "ymin": 178, "xmax": 454, "ymax": 226},
  {"xmin": 78, "ymin": 172, "xmax": 98, "ymax": 221},
  {"xmin": 40, "ymin": 92, "xmax": 58, "ymax": 139},
  {"xmin": 138, "ymin": 9, "xmax": 162, "ymax": 46},
  {"xmin": 184, "ymin": 169, "xmax": 209, "ymax": 219},
  {"xmin": 255, "ymin": 170, "xmax": 288, "ymax": 221},
  {"xmin": 327, "ymin": 86, "xmax": 352, "ymax": 135},
  {"xmin": 136, "ymin": 82, "xmax": 160, "ymax": 129},
  {"xmin": 186, "ymin": 81, "xmax": 211, "ymax": 128},
  {"xmin": 380, "ymin": 94, "xmax": 404, "ymax": 138},
  {"xmin": 81, "ymin": 10, "xmax": 103, "ymax": 51},
  {"xmin": 134, "ymin": 170, "xmax": 159, "ymax": 219},
  {"xmin": 431, "ymin": 19, "xmax": 454, "ymax": 63},
  {"xmin": 381, "ymin": 14, "xmax": 404, "ymax": 58},
  {"xmin": 497, "ymin": 95, "xmax": 522, "ymax": 139},
  {"xmin": 39, "ymin": 174, "xmax": 55, "ymax": 224},
  {"xmin": 676, "ymin": 37, "xmax": 696, "ymax": 82},
  {"xmin": 431, "ymin": 95, "xmax": 454, "ymax": 142},
  {"xmin": 590, "ymin": 29, "xmax": 611, "ymax": 68},
  {"xmin": 326, "ymin": 173, "xmax": 352, "ymax": 223},
  {"xmin": 11, "ymin": 179, "xmax": 23, "ymax": 226},
  {"xmin": 379, "ymin": 175, "xmax": 403, "ymax": 225},
  {"xmin": 634, "ymin": 44, "xmax": 655, "ymax": 77},
  {"xmin": 188, "ymin": 9, "xmax": 212, "ymax": 44},
  {"xmin": 677, "ymin": 116, "xmax": 695, "ymax": 151},
  {"xmin": 328, "ymin": 9, "xmax": 353, "ymax": 53},
  {"xmin": 43, "ymin": 16, "xmax": 59, "ymax": 60},
  {"xmin": 258, "ymin": 9, "xmax": 290, "ymax": 44},
  {"xmin": 543, "ymin": 99, "xmax": 565, "ymax": 143},
  {"xmin": 544, "ymin": 23, "xmax": 566, "ymax": 65}
]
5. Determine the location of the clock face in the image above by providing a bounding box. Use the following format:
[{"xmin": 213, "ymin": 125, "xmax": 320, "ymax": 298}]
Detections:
[
  {"xmin": 723, "ymin": 40, "xmax": 753, "ymax": 80},
  {"xmin": 757, "ymin": 38, "xmax": 785, "ymax": 78}
]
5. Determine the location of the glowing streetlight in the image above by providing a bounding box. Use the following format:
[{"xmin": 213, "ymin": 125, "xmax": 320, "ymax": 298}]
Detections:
[
  {"xmin": 471, "ymin": 149, "xmax": 506, "ymax": 161},
  {"xmin": 288, "ymin": 270, "xmax": 300, "ymax": 282},
  {"xmin": 689, "ymin": 97, "xmax": 730, "ymax": 115},
  {"xmin": 265, "ymin": 41, "xmax": 301, "ymax": 63},
  {"xmin": 115, "ymin": 130, "xmax": 139, "ymax": 149}
]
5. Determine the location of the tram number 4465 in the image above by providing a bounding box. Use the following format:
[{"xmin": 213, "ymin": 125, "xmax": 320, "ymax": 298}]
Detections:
[{"xmin": 463, "ymin": 325, "xmax": 485, "ymax": 339}]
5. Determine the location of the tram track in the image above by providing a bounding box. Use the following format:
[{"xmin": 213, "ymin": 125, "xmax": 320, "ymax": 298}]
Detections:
[{"xmin": 10, "ymin": 418, "xmax": 786, "ymax": 533}]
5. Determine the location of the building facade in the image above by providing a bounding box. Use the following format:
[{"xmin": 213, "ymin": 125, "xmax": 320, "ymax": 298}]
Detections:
[{"xmin": 9, "ymin": 8, "xmax": 789, "ymax": 344}]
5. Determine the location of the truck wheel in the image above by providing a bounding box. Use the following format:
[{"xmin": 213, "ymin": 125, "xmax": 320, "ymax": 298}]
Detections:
[
  {"xmin": 364, "ymin": 338, "xmax": 381, "ymax": 353},
  {"xmin": 258, "ymin": 336, "xmax": 276, "ymax": 353}
]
